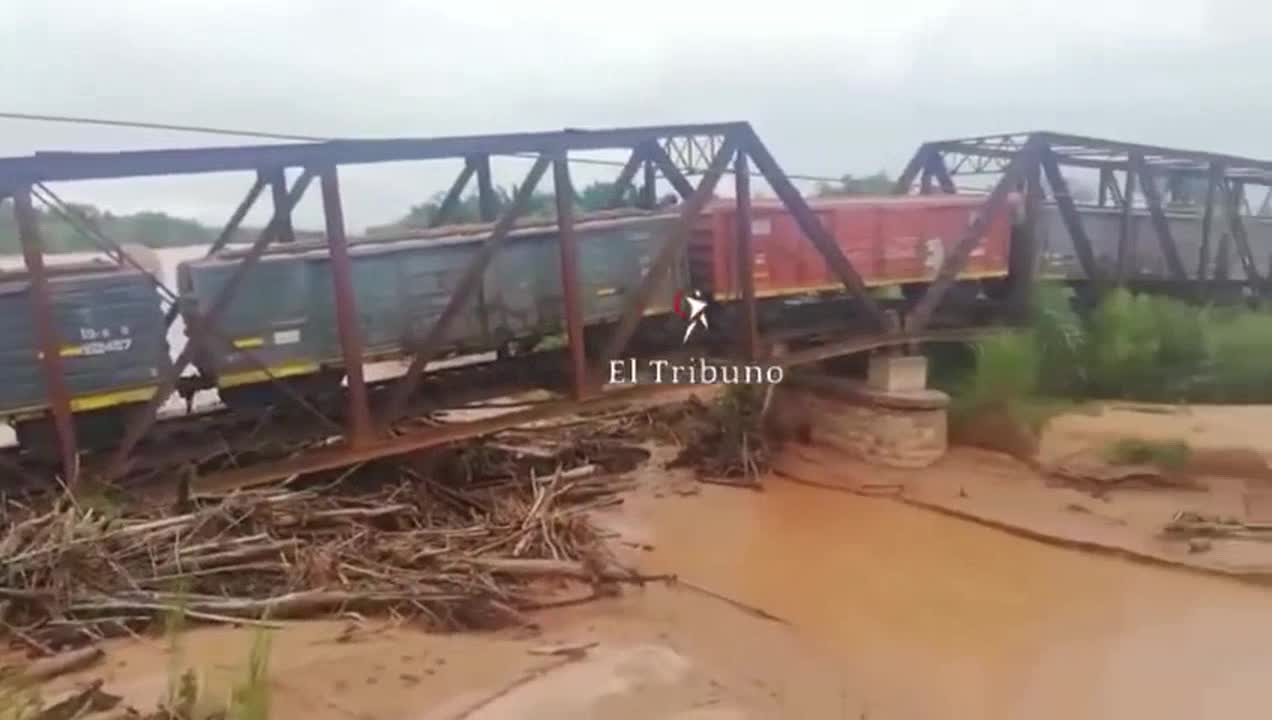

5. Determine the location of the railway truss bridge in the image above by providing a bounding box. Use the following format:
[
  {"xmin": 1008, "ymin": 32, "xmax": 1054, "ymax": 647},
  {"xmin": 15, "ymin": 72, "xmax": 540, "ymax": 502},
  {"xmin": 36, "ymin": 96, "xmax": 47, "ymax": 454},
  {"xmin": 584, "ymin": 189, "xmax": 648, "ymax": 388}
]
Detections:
[{"xmin": 0, "ymin": 124, "xmax": 1266, "ymax": 492}]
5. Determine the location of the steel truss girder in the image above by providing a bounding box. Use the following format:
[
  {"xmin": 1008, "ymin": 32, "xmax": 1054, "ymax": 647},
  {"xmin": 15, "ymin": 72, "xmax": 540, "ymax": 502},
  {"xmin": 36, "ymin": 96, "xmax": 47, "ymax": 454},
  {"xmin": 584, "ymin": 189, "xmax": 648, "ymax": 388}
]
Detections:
[{"xmin": 2, "ymin": 120, "xmax": 897, "ymax": 487}]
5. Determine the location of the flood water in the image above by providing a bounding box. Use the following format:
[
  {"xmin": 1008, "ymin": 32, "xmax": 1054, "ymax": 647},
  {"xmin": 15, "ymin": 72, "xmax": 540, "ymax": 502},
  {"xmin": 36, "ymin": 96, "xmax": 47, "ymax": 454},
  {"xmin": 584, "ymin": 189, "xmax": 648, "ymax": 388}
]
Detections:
[{"xmin": 639, "ymin": 474, "xmax": 1272, "ymax": 719}]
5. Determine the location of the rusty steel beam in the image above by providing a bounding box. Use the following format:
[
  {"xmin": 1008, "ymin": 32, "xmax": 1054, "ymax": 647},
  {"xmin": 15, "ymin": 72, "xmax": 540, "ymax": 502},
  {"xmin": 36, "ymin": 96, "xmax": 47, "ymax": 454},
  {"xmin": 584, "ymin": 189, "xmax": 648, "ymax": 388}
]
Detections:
[
  {"xmin": 380, "ymin": 155, "xmax": 553, "ymax": 427},
  {"xmin": 594, "ymin": 137, "xmax": 738, "ymax": 370},
  {"xmin": 428, "ymin": 161, "xmax": 476, "ymax": 228},
  {"xmin": 734, "ymin": 150, "xmax": 759, "ymax": 360},
  {"xmin": 263, "ymin": 167, "xmax": 295, "ymax": 243},
  {"xmin": 473, "ymin": 154, "xmax": 497, "ymax": 222},
  {"xmin": 892, "ymin": 145, "xmax": 929, "ymax": 195},
  {"xmin": 1198, "ymin": 163, "xmax": 1219, "ymax": 283},
  {"xmin": 908, "ymin": 141, "xmax": 1039, "ymax": 331},
  {"xmin": 1134, "ymin": 156, "xmax": 1188, "ymax": 281},
  {"xmin": 13, "ymin": 186, "xmax": 79, "ymax": 486},
  {"xmin": 925, "ymin": 152, "xmax": 957, "ymax": 193},
  {"xmin": 1009, "ymin": 158, "xmax": 1044, "ymax": 322},
  {"xmin": 744, "ymin": 129, "xmax": 888, "ymax": 330},
  {"xmin": 646, "ymin": 141, "xmax": 697, "ymax": 200},
  {"xmin": 1040, "ymin": 147, "xmax": 1101, "ymax": 286},
  {"xmin": 606, "ymin": 146, "xmax": 645, "ymax": 209},
  {"xmin": 552, "ymin": 153, "xmax": 588, "ymax": 400},
  {"xmin": 1117, "ymin": 163, "xmax": 1138, "ymax": 283},
  {"xmin": 1215, "ymin": 231, "xmax": 1233, "ymax": 282},
  {"xmin": 102, "ymin": 169, "xmax": 317, "ymax": 482},
  {"xmin": 319, "ymin": 166, "xmax": 374, "ymax": 445},
  {"xmin": 5, "ymin": 122, "xmax": 750, "ymax": 183}
]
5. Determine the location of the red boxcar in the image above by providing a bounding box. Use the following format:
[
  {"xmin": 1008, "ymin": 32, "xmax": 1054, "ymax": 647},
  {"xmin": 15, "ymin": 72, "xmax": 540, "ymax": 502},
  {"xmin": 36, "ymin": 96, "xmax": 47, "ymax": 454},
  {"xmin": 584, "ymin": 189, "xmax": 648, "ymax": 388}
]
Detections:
[{"xmin": 690, "ymin": 194, "xmax": 1015, "ymax": 299}]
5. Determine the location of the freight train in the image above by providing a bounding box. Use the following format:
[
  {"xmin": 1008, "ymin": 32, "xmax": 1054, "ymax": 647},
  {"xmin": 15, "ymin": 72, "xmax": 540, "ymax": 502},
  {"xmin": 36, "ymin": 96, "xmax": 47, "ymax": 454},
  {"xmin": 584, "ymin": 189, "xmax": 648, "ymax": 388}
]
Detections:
[{"xmin": 2, "ymin": 194, "xmax": 1269, "ymax": 454}]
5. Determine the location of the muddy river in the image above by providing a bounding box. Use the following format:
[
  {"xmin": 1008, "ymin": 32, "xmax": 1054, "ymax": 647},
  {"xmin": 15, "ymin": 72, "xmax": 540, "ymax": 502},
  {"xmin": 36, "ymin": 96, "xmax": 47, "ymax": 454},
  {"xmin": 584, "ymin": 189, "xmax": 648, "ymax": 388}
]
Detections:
[
  {"xmin": 635, "ymin": 473, "xmax": 1272, "ymax": 719},
  {"xmin": 33, "ymin": 430, "xmax": 1272, "ymax": 718}
]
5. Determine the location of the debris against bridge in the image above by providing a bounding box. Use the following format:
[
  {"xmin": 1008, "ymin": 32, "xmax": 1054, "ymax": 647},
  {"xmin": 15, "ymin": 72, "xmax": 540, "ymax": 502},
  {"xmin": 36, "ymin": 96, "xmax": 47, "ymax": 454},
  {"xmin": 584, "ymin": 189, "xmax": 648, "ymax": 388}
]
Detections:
[{"xmin": 0, "ymin": 436, "xmax": 657, "ymax": 652}]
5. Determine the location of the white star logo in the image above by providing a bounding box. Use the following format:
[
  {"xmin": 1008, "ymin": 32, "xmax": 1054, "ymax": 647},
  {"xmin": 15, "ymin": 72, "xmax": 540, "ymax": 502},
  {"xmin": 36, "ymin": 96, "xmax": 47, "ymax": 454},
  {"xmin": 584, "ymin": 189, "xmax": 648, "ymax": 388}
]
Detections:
[{"xmin": 681, "ymin": 291, "xmax": 709, "ymax": 344}]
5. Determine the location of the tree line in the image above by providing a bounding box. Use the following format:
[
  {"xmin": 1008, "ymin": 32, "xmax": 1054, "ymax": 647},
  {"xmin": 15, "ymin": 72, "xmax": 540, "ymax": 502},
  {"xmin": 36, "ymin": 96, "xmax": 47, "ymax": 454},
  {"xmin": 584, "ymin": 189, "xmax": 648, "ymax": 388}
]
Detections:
[{"xmin": 0, "ymin": 171, "xmax": 904, "ymax": 255}]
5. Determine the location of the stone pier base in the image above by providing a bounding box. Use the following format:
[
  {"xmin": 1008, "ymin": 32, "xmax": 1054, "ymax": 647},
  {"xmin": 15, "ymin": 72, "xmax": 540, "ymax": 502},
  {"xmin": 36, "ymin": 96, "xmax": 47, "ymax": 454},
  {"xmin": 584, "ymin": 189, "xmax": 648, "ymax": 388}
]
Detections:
[{"xmin": 767, "ymin": 368, "xmax": 949, "ymax": 470}]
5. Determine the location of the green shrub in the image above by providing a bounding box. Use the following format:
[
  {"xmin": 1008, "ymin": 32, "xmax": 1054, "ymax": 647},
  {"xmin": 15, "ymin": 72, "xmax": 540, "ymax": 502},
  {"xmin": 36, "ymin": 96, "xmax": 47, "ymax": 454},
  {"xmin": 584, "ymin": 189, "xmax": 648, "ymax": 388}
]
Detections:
[{"xmin": 1103, "ymin": 437, "xmax": 1192, "ymax": 469}]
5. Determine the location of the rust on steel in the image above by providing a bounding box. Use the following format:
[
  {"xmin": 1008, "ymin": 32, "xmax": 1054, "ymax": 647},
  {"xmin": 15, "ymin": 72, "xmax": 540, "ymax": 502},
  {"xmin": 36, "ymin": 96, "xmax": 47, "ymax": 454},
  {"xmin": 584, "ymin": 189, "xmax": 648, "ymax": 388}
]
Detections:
[
  {"xmin": 908, "ymin": 139, "xmax": 1040, "ymax": 331},
  {"xmin": 743, "ymin": 128, "xmax": 888, "ymax": 331},
  {"xmin": 1040, "ymin": 146, "xmax": 1102, "ymax": 286},
  {"xmin": 380, "ymin": 155, "xmax": 554, "ymax": 427},
  {"xmin": 264, "ymin": 167, "xmax": 295, "ymax": 243},
  {"xmin": 733, "ymin": 149, "xmax": 760, "ymax": 360},
  {"xmin": 1133, "ymin": 155, "xmax": 1188, "ymax": 281},
  {"xmin": 644, "ymin": 141, "xmax": 697, "ymax": 199},
  {"xmin": 164, "ymin": 176, "xmax": 266, "ymax": 327},
  {"xmin": 13, "ymin": 186, "xmax": 79, "ymax": 485},
  {"xmin": 319, "ymin": 165, "xmax": 374, "ymax": 444},
  {"xmin": 594, "ymin": 135, "xmax": 739, "ymax": 371},
  {"xmin": 552, "ymin": 152, "xmax": 588, "ymax": 399},
  {"xmin": 196, "ymin": 327, "xmax": 998, "ymax": 494},
  {"xmin": 102, "ymin": 169, "xmax": 318, "ymax": 482},
  {"xmin": 429, "ymin": 160, "xmax": 477, "ymax": 228}
]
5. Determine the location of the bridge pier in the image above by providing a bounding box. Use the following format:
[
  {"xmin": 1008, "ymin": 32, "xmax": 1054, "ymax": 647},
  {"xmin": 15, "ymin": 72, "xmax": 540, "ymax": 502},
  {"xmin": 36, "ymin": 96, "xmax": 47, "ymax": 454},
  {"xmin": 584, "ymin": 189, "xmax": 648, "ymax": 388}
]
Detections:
[{"xmin": 768, "ymin": 360, "xmax": 949, "ymax": 486}]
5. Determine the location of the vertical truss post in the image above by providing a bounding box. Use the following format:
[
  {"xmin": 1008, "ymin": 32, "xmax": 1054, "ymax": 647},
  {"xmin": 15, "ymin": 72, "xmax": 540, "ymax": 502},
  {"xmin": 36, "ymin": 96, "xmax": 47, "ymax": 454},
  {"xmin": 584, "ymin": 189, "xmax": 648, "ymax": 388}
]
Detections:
[
  {"xmin": 892, "ymin": 145, "xmax": 929, "ymax": 195},
  {"xmin": 1098, "ymin": 168, "xmax": 1111, "ymax": 207},
  {"xmin": 264, "ymin": 167, "xmax": 295, "ymax": 243},
  {"xmin": 595, "ymin": 137, "xmax": 738, "ymax": 370},
  {"xmin": 744, "ymin": 129, "xmax": 888, "ymax": 331},
  {"xmin": 1133, "ymin": 157, "xmax": 1187, "ymax": 281},
  {"xmin": 641, "ymin": 157, "xmax": 657, "ymax": 208},
  {"xmin": 474, "ymin": 154, "xmax": 497, "ymax": 222},
  {"xmin": 429, "ymin": 161, "xmax": 477, "ymax": 227},
  {"xmin": 920, "ymin": 168, "xmax": 934, "ymax": 194},
  {"xmin": 380, "ymin": 156, "xmax": 553, "ymax": 426},
  {"xmin": 1040, "ymin": 148, "xmax": 1101, "ymax": 287},
  {"xmin": 1220, "ymin": 179, "xmax": 1263, "ymax": 289},
  {"xmin": 1116, "ymin": 161, "xmax": 1139, "ymax": 284},
  {"xmin": 925, "ymin": 152, "xmax": 957, "ymax": 193},
  {"xmin": 14, "ymin": 187, "xmax": 79, "ymax": 486},
  {"xmin": 319, "ymin": 165, "xmax": 373, "ymax": 445},
  {"xmin": 733, "ymin": 150, "xmax": 759, "ymax": 360},
  {"xmin": 552, "ymin": 153, "xmax": 588, "ymax": 400},
  {"xmin": 1215, "ymin": 231, "xmax": 1232, "ymax": 283},
  {"xmin": 1198, "ymin": 163, "xmax": 1219, "ymax": 285},
  {"xmin": 1009, "ymin": 157, "xmax": 1044, "ymax": 322},
  {"xmin": 909, "ymin": 140, "xmax": 1039, "ymax": 331}
]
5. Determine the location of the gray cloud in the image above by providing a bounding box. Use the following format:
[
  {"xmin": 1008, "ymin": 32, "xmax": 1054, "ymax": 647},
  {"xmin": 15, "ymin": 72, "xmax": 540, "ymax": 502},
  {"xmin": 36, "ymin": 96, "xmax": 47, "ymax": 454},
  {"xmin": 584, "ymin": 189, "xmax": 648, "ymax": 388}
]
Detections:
[{"xmin": 2, "ymin": 0, "xmax": 1269, "ymax": 230}]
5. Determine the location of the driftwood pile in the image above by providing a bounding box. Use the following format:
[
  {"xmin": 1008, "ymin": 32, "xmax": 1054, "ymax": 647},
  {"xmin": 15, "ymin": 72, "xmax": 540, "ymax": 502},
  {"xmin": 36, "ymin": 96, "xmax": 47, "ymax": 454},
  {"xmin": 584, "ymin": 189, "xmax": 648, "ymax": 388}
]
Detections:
[{"xmin": 0, "ymin": 442, "xmax": 649, "ymax": 654}]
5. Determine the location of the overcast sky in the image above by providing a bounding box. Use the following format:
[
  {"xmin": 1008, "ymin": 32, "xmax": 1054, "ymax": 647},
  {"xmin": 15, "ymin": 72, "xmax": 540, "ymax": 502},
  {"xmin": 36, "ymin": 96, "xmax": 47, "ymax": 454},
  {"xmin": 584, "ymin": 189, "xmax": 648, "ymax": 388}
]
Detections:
[{"xmin": 1, "ymin": 0, "xmax": 1268, "ymax": 231}]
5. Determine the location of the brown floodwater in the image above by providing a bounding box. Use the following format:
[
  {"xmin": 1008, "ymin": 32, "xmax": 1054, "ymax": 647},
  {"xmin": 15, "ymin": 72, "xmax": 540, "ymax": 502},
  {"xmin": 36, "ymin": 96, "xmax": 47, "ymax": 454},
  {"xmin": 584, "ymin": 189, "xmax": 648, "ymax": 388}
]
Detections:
[{"xmin": 636, "ymin": 472, "xmax": 1272, "ymax": 719}]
